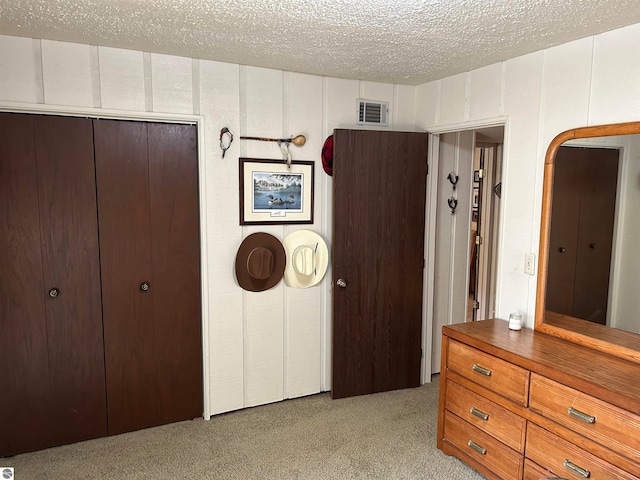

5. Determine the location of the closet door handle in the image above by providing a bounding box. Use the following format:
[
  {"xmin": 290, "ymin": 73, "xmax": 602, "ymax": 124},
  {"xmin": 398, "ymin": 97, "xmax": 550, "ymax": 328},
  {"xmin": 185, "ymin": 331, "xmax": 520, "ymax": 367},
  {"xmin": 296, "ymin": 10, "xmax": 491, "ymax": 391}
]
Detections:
[
  {"xmin": 48, "ymin": 287, "xmax": 60, "ymax": 298},
  {"xmin": 140, "ymin": 282, "xmax": 150, "ymax": 292}
]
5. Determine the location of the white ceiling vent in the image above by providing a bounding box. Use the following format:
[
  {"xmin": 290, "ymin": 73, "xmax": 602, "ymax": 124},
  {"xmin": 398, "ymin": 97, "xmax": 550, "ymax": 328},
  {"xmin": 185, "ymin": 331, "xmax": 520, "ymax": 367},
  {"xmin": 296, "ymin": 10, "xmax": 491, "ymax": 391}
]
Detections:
[{"xmin": 357, "ymin": 99, "xmax": 389, "ymax": 127}]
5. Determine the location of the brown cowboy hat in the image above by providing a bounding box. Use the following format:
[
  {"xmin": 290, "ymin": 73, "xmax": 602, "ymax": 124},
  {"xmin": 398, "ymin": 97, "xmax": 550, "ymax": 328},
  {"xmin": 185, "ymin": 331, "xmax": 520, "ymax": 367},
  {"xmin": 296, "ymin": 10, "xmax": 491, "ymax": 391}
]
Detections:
[{"xmin": 235, "ymin": 232, "xmax": 286, "ymax": 292}]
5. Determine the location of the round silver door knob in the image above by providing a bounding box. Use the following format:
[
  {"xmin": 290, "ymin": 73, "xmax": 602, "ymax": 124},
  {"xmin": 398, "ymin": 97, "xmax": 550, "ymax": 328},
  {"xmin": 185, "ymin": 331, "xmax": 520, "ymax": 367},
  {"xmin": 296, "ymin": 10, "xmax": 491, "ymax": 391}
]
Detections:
[
  {"xmin": 140, "ymin": 282, "xmax": 150, "ymax": 292},
  {"xmin": 336, "ymin": 278, "xmax": 347, "ymax": 288},
  {"xmin": 49, "ymin": 287, "xmax": 59, "ymax": 298}
]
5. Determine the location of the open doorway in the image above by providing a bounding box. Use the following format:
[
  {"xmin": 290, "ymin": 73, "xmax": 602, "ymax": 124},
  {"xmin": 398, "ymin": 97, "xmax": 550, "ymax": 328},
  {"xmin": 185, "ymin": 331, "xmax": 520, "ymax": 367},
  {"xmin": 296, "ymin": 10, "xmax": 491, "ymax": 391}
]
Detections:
[
  {"xmin": 468, "ymin": 129, "xmax": 503, "ymax": 322},
  {"xmin": 429, "ymin": 126, "xmax": 504, "ymax": 375}
]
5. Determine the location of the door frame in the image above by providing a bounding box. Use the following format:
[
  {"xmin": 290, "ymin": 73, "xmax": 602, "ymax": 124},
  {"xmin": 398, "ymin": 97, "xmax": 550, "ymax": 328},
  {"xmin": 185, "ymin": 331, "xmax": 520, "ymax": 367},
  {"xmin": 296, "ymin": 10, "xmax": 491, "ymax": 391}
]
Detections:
[
  {"xmin": 0, "ymin": 103, "xmax": 211, "ymax": 419},
  {"xmin": 422, "ymin": 117, "xmax": 508, "ymax": 383}
]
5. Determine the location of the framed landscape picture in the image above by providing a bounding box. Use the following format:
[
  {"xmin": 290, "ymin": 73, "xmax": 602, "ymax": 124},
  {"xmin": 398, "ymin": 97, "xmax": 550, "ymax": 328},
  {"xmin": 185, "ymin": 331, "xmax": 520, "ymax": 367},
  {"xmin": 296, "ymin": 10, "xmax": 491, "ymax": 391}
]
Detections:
[{"xmin": 239, "ymin": 158, "xmax": 314, "ymax": 225}]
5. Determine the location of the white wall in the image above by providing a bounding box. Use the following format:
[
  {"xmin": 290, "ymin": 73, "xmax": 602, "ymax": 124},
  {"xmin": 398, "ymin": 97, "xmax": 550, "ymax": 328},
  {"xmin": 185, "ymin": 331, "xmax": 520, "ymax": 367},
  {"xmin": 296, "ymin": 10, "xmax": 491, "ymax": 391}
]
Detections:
[
  {"xmin": 0, "ymin": 34, "xmax": 417, "ymax": 416},
  {"xmin": 416, "ymin": 23, "xmax": 640, "ymax": 330}
]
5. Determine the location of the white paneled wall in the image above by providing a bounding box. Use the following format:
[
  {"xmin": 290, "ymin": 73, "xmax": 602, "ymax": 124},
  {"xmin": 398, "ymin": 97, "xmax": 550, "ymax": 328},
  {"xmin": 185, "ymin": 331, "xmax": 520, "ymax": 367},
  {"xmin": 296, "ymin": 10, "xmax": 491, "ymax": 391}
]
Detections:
[
  {"xmin": 416, "ymin": 22, "xmax": 640, "ymax": 329},
  {"xmin": 0, "ymin": 34, "xmax": 418, "ymax": 417}
]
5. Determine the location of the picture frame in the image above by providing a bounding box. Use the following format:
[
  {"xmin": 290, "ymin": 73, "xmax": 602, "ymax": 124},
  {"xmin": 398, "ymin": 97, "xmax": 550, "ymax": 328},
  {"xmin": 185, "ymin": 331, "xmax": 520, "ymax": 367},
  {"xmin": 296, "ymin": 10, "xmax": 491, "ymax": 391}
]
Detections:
[
  {"xmin": 239, "ymin": 158, "xmax": 314, "ymax": 225},
  {"xmin": 472, "ymin": 187, "xmax": 480, "ymax": 208}
]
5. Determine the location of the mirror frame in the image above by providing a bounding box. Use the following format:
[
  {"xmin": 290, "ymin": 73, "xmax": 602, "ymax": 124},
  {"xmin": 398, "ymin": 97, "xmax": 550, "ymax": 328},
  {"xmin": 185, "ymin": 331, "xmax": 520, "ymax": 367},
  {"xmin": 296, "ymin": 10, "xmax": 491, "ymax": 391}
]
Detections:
[{"xmin": 535, "ymin": 121, "xmax": 640, "ymax": 364}]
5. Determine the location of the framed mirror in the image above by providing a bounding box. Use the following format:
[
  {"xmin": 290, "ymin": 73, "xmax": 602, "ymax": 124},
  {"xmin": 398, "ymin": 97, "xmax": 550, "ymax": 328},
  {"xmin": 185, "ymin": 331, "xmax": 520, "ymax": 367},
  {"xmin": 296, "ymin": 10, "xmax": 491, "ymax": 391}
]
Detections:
[{"xmin": 535, "ymin": 121, "xmax": 640, "ymax": 364}]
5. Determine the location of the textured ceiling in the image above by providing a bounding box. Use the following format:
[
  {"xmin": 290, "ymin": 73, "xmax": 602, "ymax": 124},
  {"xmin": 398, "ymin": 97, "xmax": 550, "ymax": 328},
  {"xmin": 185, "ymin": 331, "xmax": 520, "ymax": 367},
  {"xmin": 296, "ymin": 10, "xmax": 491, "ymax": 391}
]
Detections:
[{"xmin": 2, "ymin": 0, "xmax": 640, "ymax": 85}]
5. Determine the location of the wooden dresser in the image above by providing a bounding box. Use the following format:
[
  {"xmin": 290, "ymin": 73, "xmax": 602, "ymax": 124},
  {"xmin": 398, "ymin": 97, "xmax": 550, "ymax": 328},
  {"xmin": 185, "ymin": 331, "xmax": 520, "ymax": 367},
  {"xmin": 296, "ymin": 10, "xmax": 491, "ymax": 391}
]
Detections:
[{"xmin": 437, "ymin": 319, "xmax": 640, "ymax": 480}]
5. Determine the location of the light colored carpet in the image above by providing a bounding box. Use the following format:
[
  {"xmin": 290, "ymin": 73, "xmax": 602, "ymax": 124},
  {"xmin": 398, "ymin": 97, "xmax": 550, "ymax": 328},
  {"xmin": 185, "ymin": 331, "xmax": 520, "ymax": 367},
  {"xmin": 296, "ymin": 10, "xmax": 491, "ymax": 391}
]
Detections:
[{"xmin": 6, "ymin": 378, "xmax": 485, "ymax": 479}]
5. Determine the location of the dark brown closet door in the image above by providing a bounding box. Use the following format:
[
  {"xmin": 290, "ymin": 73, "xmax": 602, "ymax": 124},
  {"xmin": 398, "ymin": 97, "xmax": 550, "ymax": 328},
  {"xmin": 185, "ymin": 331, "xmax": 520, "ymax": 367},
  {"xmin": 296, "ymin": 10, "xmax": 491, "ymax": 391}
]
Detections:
[
  {"xmin": 147, "ymin": 123, "xmax": 202, "ymax": 424},
  {"xmin": 95, "ymin": 119, "xmax": 202, "ymax": 434},
  {"xmin": 0, "ymin": 114, "xmax": 52, "ymax": 456},
  {"xmin": 33, "ymin": 115, "xmax": 108, "ymax": 445},
  {"xmin": 1, "ymin": 114, "xmax": 106, "ymax": 456},
  {"xmin": 94, "ymin": 120, "xmax": 158, "ymax": 434}
]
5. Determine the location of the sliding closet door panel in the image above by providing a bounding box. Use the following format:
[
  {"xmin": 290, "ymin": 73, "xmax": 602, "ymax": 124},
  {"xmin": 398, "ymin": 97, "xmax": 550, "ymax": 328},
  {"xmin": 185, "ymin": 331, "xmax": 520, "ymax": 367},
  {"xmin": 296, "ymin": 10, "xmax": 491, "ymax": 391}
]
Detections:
[
  {"xmin": 34, "ymin": 115, "xmax": 108, "ymax": 444},
  {"xmin": 0, "ymin": 113, "xmax": 52, "ymax": 456},
  {"xmin": 94, "ymin": 119, "xmax": 158, "ymax": 434},
  {"xmin": 148, "ymin": 123, "xmax": 202, "ymax": 423}
]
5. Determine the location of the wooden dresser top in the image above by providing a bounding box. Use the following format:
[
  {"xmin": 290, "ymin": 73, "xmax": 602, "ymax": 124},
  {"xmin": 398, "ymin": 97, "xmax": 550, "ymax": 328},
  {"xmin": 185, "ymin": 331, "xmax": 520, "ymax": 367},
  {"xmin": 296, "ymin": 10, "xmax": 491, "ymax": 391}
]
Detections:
[{"xmin": 443, "ymin": 319, "xmax": 640, "ymax": 414}]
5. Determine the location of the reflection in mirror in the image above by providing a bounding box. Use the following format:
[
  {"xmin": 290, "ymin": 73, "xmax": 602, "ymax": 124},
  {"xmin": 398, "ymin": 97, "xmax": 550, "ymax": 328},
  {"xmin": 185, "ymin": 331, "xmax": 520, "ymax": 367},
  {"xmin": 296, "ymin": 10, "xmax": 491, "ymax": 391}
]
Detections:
[
  {"xmin": 536, "ymin": 123, "xmax": 640, "ymax": 364},
  {"xmin": 546, "ymin": 143, "xmax": 620, "ymax": 328}
]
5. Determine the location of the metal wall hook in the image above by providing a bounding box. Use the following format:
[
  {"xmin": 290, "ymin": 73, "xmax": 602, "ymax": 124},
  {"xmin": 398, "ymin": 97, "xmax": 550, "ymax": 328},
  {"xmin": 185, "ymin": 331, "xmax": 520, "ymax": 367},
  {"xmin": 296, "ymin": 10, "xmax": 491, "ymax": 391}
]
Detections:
[
  {"xmin": 448, "ymin": 197, "xmax": 458, "ymax": 215},
  {"xmin": 219, "ymin": 127, "xmax": 233, "ymax": 158},
  {"xmin": 447, "ymin": 171, "xmax": 459, "ymax": 190}
]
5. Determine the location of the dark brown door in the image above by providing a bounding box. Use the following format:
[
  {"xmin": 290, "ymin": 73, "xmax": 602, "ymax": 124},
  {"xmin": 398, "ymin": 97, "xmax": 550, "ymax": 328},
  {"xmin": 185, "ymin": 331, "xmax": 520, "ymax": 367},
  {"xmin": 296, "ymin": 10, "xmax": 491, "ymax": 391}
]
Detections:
[
  {"xmin": 331, "ymin": 129, "xmax": 428, "ymax": 399},
  {"xmin": 34, "ymin": 115, "xmax": 108, "ymax": 445},
  {"xmin": 147, "ymin": 123, "xmax": 202, "ymax": 425},
  {"xmin": 0, "ymin": 113, "xmax": 107, "ymax": 456},
  {"xmin": 546, "ymin": 146, "xmax": 618, "ymax": 325},
  {"xmin": 95, "ymin": 119, "xmax": 202, "ymax": 434}
]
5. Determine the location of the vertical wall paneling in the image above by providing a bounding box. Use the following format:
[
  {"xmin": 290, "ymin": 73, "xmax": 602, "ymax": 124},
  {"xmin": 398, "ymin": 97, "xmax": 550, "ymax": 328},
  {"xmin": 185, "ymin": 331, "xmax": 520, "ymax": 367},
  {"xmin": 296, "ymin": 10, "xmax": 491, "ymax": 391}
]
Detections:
[
  {"xmin": 438, "ymin": 73, "xmax": 467, "ymax": 126},
  {"xmin": 89, "ymin": 46, "xmax": 101, "ymax": 108},
  {"xmin": 325, "ymin": 77, "xmax": 360, "ymax": 129},
  {"xmin": 199, "ymin": 59, "xmax": 244, "ymax": 415},
  {"xmin": 539, "ymin": 38, "xmax": 593, "ymax": 151},
  {"xmin": 41, "ymin": 40, "xmax": 93, "ymax": 107},
  {"xmin": 394, "ymin": 84, "xmax": 418, "ymax": 131},
  {"xmin": 143, "ymin": 52, "xmax": 153, "ymax": 112},
  {"xmin": 283, "ymin": 72, "xmax": 324, "ymax": 398},
  {"xmin": 415, "ymin": 81, "xmax": 438, "ymax": 130},
  {"xmin": 98, "ymin": 47, "xmax": 145, "ymax": 111},
  {"xmin": 499, "ymin": 51, "xmax": 544, "ymax": 323},
  {"xmin": 150, "ymin": 53, "xmax": 193, "ymax": 114},
  {"xmin": 469, "ymin": 64, "xmax": 503, "ymax": 121},
  {"xmin": 243, "ymin": 67, "xmax": 285, "ymax": 407},
  {"xmin": 589, "ymin": 23, "xmax": 640, "ymax": 125},
  {"xmin": 0, "ymin": 35, "xmax": 40, "ymax": 103}
]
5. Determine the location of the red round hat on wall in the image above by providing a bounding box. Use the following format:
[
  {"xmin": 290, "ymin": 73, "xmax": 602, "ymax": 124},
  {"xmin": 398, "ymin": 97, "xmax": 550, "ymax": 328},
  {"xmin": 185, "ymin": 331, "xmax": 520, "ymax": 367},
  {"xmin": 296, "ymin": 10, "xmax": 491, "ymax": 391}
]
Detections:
[{"xmin": 321, "ymin": 135, "xmax": 333, "ymax": 176}]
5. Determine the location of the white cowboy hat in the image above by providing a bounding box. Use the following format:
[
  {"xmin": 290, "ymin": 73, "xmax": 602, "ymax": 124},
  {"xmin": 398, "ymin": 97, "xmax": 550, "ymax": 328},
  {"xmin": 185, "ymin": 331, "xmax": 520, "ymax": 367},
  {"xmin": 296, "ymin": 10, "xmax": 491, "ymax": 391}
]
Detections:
[{"xmin": 283, "ymin": 230, "xmax": 329, "ymax": 288}]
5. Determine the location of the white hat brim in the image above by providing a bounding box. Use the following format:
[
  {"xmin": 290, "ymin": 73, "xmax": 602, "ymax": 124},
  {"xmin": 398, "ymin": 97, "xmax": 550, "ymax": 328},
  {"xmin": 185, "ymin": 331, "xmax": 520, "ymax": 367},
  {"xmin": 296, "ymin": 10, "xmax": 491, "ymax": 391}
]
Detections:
[{"xmin": 282, "ymin": 230, "xmax": 329, "ymax": 288}]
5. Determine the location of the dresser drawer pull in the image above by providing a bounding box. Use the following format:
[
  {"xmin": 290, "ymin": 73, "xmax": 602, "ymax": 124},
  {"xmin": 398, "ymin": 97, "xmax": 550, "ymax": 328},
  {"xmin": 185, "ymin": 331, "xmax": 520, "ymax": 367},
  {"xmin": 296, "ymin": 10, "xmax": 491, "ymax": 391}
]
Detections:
[
  {"xmin": 471, "ymin": 364, "xmax": 492, "ymax": 376},
  {"xmin": 470, "ymin": 406, "xmax": 489, "ymax": 421},
  {"xmin": 563, "ymin": 459, "xmax": 590, "ymax": 478},
  {"xmin": 568, "ymin": 406, "xmax": 596, "ymax": 424},
  {"xmin": 467, "ymin": 440, "xmax": 487, "ymax": 455}
]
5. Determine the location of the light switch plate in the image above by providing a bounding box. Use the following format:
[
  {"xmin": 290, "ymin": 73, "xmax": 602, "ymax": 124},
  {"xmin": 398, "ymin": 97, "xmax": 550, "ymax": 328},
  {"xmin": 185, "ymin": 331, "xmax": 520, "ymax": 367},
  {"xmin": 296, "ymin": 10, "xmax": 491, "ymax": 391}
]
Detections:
[{"xmin": 525, "ymin": 253, "xmax": 536, "ymax": 275}]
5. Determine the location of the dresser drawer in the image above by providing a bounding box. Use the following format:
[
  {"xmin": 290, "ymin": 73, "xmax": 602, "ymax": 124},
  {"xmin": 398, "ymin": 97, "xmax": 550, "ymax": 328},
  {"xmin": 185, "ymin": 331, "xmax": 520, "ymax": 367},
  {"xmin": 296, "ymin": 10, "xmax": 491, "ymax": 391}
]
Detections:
[
  {"xmin": 445, "ymin": 379, "xmax": 526, "ymax": 453},
  {"xmin": 530, "ymin": 373, "xmax": 640, "ymax": 462},
  {"xmin": 526, "ymin": 423, "xmax": 636, "ymax": 480},
  {"xmin": 443, "ymin": 410, "xmax": 523, "ymax": 480},
  {"xmin": 447, "ymin": 340, "xmax": 529, "ymax": 405},
  {"xmin": 523, "ymin": 459, "xmax": 557, "ymax": 480}
]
